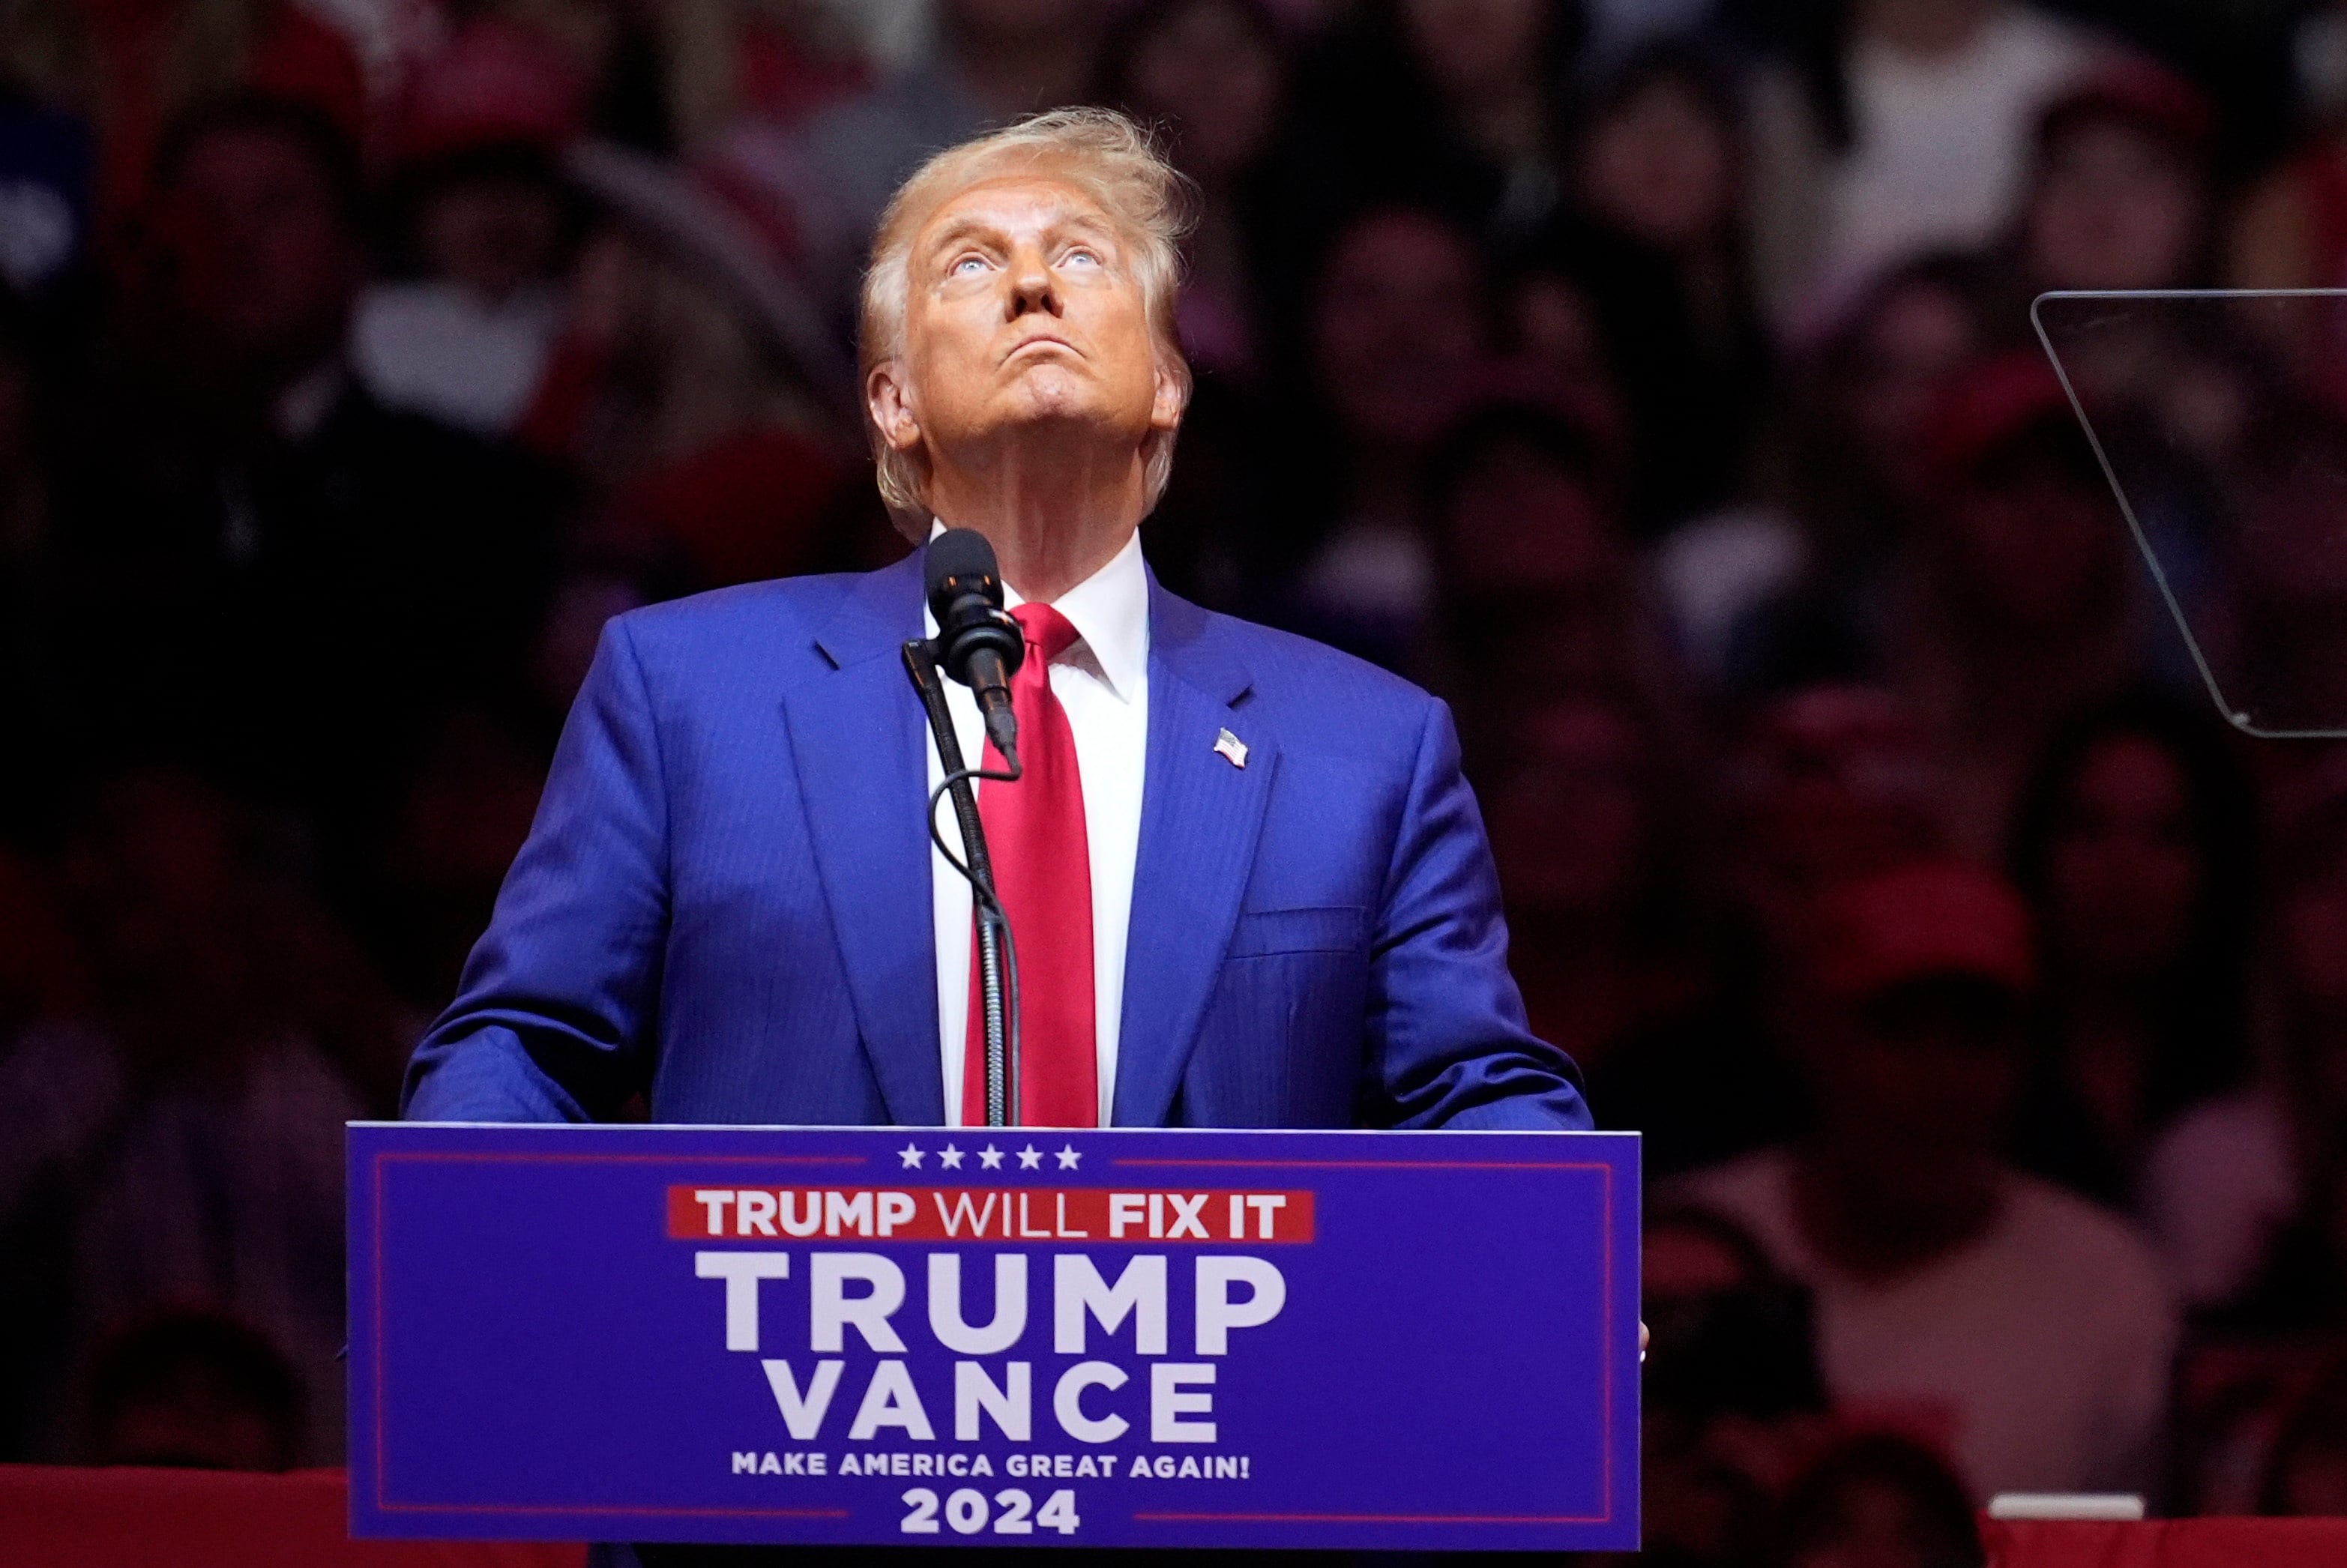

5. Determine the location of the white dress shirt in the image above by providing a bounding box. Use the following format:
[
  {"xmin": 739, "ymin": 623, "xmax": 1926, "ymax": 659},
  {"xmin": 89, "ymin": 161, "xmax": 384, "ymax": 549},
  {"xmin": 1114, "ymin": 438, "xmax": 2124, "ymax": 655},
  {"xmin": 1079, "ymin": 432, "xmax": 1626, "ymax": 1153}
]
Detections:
[{"xmin": 926, "ymin": 527, "xmax": 1151, "ymax": 1127}]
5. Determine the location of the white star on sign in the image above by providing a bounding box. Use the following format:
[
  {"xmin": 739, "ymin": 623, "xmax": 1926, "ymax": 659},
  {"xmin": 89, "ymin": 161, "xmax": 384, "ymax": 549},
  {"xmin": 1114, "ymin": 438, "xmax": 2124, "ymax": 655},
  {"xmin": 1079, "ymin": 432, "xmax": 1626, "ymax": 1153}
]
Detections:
[
  {"xmin": 938, "ymin": 1145, "xmax": 965, "ymax": 1170},
  {"xmin": 1055, "ymin": 1145, "xmax": 1082, "ymax": 1169},
  {"xmin": 898, "ymin": 1144, "xmax": 925, "ymax": 1169},
  {"xmin": 978, "ymin": 1145, "xmax": 1005, "ymax": 1170},
  {"xmin": 1017, "ymin": 1145, "xmax": 1044, "ymax": 1169}
]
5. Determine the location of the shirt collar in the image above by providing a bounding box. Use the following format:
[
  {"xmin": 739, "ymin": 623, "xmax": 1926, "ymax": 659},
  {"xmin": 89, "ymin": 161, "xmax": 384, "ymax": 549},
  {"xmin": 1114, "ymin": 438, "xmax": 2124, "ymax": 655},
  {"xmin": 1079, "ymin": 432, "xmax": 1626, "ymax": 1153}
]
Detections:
[{"xmin": 924, "ymin": 522, "xmax": 1150, "ymax": 703}]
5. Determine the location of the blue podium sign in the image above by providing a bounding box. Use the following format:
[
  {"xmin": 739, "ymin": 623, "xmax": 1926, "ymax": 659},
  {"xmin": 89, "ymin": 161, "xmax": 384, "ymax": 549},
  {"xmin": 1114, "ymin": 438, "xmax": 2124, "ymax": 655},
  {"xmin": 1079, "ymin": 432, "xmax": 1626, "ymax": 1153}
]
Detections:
[{"xmin": 349, "ymin": 1123, "xmax": 1639, "ymax": 1552}]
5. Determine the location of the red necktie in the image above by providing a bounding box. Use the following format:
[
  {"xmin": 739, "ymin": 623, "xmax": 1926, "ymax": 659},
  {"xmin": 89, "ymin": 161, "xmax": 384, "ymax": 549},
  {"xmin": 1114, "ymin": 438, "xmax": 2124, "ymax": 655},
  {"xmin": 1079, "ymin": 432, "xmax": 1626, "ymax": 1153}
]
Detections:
[{"xmin": 964, "ymin": 603, "xmax": 1098, "ymax": 1128}]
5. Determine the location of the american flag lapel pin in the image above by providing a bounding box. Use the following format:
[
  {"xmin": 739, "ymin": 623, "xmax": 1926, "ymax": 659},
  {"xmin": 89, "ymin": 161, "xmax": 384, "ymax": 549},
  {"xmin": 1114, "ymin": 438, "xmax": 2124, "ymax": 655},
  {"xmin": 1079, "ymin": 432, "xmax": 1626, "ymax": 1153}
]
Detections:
[{"xmin": 1214, "ymin": 728, "xmax": 1248, "ymax": 769}]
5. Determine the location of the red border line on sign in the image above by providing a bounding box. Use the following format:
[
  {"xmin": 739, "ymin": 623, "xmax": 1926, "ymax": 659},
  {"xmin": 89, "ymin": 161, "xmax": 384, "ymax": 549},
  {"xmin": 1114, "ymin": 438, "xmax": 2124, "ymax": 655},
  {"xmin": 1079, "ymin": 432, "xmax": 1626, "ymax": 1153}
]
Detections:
[
  {"xmin": 379, "ymin": 1151, "xmax": 869, "ymax": 1166},
  {"xmin": 374, "ymin": 1154, "xmax": 388, "ymax": 1513},
  {"xmin": 1109, "ymin": 1158, "xmax": 1612, "ymax": 1170},
  {"xmin": 1133, "ymin": 1510, "xmax": 1612, "ymax": 1524},
  {"xmin": 1603, "ymin": 1160, "xmax": 1614, "ymax": 1519},
  {"xmin": 374, "ymin": 1501, "xmax": 853, "ymax": 1519}
]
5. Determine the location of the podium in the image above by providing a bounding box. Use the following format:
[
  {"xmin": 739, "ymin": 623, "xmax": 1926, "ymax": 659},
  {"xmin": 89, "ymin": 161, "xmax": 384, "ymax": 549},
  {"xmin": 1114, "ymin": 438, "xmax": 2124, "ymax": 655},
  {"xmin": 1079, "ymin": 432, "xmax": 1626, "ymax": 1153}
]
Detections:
[{"xmin": 348, "ymin": 1123, "xmax": 1640, "ymax": 1552}]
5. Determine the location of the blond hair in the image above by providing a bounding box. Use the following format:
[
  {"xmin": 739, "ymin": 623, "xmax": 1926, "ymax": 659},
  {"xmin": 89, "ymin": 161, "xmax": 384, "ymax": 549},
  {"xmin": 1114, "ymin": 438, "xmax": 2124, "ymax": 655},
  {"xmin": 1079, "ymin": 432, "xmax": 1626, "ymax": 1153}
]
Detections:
[{"xmin": 858, "ymin": 108, "xmax": 1195, "ymax": 534}]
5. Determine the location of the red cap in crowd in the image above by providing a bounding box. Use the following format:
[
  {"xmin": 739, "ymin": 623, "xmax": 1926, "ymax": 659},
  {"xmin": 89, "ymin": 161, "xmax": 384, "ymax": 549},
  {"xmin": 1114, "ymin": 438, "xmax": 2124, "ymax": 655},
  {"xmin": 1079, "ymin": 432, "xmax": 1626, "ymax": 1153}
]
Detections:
[
  {"xmin": 391, "ymin": 18, "xmax": 582, "ymax": 169},
  {"xmin": 2037, "ymin": 56, "xmax": 2217, "ymax": 157},
  {"xmin": 1920, "ymin": 352, "xmax": 2082, "ymax": 486},
  {"xmin": 1810, "ymin": 859, "xmax": 2037, "ymax": 1001}
]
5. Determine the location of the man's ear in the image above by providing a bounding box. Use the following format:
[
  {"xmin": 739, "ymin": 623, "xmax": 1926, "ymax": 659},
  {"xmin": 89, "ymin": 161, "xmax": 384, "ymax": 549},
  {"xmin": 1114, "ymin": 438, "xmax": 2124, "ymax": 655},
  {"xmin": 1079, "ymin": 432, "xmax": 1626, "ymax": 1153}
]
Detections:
[
  {"xmin": 1149, "ymin": 358, "xmax": 1188, "ymax": 435},
  {"xmin": 866, "ymin": 362, "xmax": 923, "ymax": 453}
]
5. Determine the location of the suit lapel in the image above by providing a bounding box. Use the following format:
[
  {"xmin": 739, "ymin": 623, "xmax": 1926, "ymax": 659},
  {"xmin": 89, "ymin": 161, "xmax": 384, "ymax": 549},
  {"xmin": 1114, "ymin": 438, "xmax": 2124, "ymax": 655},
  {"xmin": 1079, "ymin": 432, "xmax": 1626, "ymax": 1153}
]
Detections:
[
  {"xmin": 1114, "ymin": 581, "xmax": 1273, "ymax": 1127},
  {"xmin": 783, "ymin": 552, "xmax": 944, "ymax": 1124}
]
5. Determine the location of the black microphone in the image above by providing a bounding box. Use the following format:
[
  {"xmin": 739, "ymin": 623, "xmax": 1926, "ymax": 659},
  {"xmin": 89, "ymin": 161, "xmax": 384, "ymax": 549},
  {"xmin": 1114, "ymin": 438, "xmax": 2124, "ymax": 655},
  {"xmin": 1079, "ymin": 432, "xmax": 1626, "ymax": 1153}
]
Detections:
[{"xmin": 924, "ymin": 528, "xmax": 1024, "ymax": 765}]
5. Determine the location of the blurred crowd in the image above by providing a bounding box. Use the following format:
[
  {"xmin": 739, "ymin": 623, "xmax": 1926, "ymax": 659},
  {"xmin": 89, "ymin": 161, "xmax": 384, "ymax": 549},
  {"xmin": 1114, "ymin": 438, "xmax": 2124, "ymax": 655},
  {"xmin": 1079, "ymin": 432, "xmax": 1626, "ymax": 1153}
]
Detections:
[{"xmin": 18, "ymin": 0, "xmax": 2347, "ymax": 1562}]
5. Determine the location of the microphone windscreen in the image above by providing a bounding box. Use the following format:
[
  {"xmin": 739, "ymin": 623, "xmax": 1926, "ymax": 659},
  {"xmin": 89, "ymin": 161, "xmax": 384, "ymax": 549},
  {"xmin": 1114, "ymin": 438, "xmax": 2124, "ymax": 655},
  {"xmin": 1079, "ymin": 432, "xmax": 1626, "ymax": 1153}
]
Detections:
[{"xmin": 924, "ymin": 528, "xmax": 1001, "ymax": 606}]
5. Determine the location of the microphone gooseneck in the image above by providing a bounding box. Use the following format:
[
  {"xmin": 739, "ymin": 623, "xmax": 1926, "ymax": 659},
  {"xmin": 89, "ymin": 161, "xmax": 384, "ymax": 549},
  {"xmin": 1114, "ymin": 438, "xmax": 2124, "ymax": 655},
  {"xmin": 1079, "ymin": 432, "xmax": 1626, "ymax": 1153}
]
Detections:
[{"xmin": 924, "ymin": 528, "xmax": 1024, "ymax": 767}]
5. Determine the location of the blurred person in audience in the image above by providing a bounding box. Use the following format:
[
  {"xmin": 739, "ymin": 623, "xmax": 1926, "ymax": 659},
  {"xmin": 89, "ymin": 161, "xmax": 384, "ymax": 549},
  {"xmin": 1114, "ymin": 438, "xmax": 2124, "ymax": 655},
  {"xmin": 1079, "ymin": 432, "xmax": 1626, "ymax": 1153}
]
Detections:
[
  {"xmin": 81, "ymin": 1307, "xmax": 304, "ymax": 1471},
  {"xmin": 637, "ymin": 0, "xmax": 873, "ymax": 148},
  {"xmin": 2006, "ymin": 62, "xmax": 2254, "ymax": 690},
  {"xmin": 1483, "ymin": 695, "xmax": 1710, "ymax": 1082},
  {"xmin": 0, "ymin": 845, "xmax": 88, "ymax": 1053},
  {"xmin": 754, "ymin": 0, "xmax": 1112, "ymax": 312},
  {"xmin": 587, "ymin": 423, "xmax": 873, "ymax": 597},
  {"xmin": 0, "ymin": 0, "xmax": 373, "ymax": 238},
  {"xmin": 481, "ymin": 0, "xmax": 678, "ymax": 154},
  {"xmin": 0, "ymin": 74, "xmax": 94, "ymax": 301},
  {"xmin": 2234, "ymin": 10, "xmax": 2347, "ymax": 295},
  {"xmin": 1597, "ymin": 684, "xmax": 1944, "ymax": 1175},
  {"xmin": 351, "ymin": 16, "xmax": 585, "ymax": 438},
  {"xmin": 531, "ymin": 567, "xmax": 651, "ymax": 714},
  {"xmin": 0, "ymin": 845, "xmax": 92, "ymax": 1459},
  {"xmin": 1096, "ymin": 0, "xmax": 1295, "ymax": 384},
  {"xmin": 1744, "ymin": 0, "xmax": 2103, "ymax": 329},
  {"xmin": 1768, "ymin": 1432, "xmax": 1985, "ymax": 1568},
  {"xmin": 416, "ymin": 1, "xmax": 868, "ymax": 167},
  {"xmin": 1637, "ymin": 1204, "xmax": 1831, "ymax": 1567},
  {"xmin": 1750, "ymin": 352, "xmax": 2142, "ymax": 858},
  {"xmin": 1984, "ymin": 61, "xmax": 2229, "ymax": 639},
  {"xmin": 1094, "ymin": 0, "xmax": 1300, "ymax": 612},
  {"xmin": 0, "ymin": 280, "xmax": 66, "ymax": 830},
  {"xmin": 2010, "ymin": 61, "xmax": 2214, "ymax": 299},
  {"xmin": 2004, "ymin": 693, "xmax": 2258, "ymax": 1209},
  {"xmin": 2214, "ymin": 400, "xmax": 2347, "ymax": 732},
  {"xmin": 1417, "ymin": 399, "xmax": 1732, "ymax": 1138},
  {"xmin": 1674, "ymin": 858, "xmax": 2179, "ymax": 1500},
  {"xmin": 47, "ymin": 93, "xmax": 565, "ymax": 865},
  {"xmin": 2261, "ymin": 1352, "xmax": 2347, "ymax": 1515},
  {"xmin": 1280, "ymin": 0, "xmax": 1585, "ymax": 252},
  {"xmin": 1714, "ymin": 687, "xmax": 1947, "ymax": 965},
  {"xmin": 1656, "ymin": 251, "xmax": 1995, "ymax": 695},
  {"xmin": 504, "ymin": 190, "xmax": 874, "ymax": 525},
  {"xmin": 2144, "ymin": 754, "xmax": 2347, "ymax": 1319},
  {"xmin": 1420, "ymin": 397, "xmax": 1667, "ymax": 746},
  {"xmin": 0, "ymin": 769, "xmax": 388, "ymax": 1462},
  {"xmin": 1518, "ymin": 36, "xmax": 1771, "ymax": 539},
  {"xmin": 1504, "ymin": 256, "xmax": 1623, "ymax": 420},
  {"xmin": 373, "ymin": 710, "xmax": 550, "ymax": 1011},
  {"xmin": 1286, "ymin": 205, "xmax": 1495, "ymax": 663}
]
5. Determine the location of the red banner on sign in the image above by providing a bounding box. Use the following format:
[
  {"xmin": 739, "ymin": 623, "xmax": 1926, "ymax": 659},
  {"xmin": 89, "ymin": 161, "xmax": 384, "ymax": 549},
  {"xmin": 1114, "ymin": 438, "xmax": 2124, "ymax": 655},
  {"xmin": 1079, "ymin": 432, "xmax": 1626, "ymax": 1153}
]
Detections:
[{"xmin": 666, "ymin": 1186, "xmax": 1316, "ymax": 1244}]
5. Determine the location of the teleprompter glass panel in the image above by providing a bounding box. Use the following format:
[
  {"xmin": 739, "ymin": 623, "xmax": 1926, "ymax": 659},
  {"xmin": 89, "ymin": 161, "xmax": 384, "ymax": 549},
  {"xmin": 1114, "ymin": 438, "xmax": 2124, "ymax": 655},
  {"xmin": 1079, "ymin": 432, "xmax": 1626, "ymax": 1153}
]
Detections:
[{"xmin": 2035, "ymin": 289, "xmax": 2347, "ymax": 737}]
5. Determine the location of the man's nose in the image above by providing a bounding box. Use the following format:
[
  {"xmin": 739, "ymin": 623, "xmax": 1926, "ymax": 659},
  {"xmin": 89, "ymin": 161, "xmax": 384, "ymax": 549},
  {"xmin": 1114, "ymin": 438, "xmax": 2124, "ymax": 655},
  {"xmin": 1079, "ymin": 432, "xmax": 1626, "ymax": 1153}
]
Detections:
[{"xmin": 1006, "ymin": 250, "xmax": 1061, "ymax": 319}]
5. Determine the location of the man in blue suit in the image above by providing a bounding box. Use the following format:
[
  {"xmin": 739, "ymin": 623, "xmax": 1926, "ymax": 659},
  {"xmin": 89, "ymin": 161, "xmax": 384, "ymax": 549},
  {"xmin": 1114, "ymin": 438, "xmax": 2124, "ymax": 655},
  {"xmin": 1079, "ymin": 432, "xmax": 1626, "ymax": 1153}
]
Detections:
[{"xmin": 403, "ymin": 106, "xmax": 1587, "ymax": 1143}]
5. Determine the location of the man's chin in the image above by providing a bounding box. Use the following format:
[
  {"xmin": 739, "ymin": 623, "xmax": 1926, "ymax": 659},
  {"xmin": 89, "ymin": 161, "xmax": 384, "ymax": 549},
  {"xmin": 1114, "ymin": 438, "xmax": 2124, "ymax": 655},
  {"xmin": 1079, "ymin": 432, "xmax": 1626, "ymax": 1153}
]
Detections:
[
  {"xmin": 990, "ymin": 382, "xmax": 1144, "ymax": 441},
  {"xmin": 1001, "ymin": 359, "xmax": 1097, "ymax": 405}
]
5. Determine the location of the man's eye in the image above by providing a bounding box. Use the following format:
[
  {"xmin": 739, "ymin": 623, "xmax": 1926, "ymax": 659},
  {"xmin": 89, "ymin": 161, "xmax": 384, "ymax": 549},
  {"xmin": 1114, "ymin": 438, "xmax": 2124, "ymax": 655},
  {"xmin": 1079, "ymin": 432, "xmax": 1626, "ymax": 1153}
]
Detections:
[
  {"xmin": 950, "ymin": 256, "xmax": 988, "ymax": 276},
  {"xmin": 1064, "ymin": 249, "xmax": 1101, "ymax": 268}
]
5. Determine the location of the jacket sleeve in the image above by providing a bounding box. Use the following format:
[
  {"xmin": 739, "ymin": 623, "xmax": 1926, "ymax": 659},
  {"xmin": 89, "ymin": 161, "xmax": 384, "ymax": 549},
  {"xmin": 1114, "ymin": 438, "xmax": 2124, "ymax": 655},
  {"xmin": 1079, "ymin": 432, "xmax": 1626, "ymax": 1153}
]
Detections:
[
  {"xmin": 1365, "ymin": 696, "xmax": 1593, "ymax": 1132},
  {"xmin": 402, "ymin": 617, "xmax": 671, "ymax": 1122}
]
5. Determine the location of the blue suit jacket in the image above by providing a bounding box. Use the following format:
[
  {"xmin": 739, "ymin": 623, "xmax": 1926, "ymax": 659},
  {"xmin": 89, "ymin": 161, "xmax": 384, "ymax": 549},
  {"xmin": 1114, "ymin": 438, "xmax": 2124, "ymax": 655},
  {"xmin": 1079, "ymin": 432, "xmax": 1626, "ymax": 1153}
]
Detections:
[{"xmin": 403, "ymin": 552, "xmax": 1590, "ymax": 1132}]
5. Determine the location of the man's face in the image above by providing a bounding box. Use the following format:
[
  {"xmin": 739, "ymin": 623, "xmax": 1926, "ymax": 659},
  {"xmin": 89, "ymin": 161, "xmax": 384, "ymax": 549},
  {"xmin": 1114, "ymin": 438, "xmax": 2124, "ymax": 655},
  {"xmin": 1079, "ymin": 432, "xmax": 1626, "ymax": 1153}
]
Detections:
[
  {"xmin": 1810, "ymin": 975, "xmax": 2021, "ymax": 1169},
  {"xmin": 1942, "ymin": 447, "xmax": 2121, "ymax": 632},
  {"xmin": 870, "ymin": 174, "xmax": 1178, "ymax": 480},
  {"xmin": 1312, "ymin": 209, "xmax": 1483, "ymax": 448},
  {"xmin": 2046, "ymin": 734, "xmax": 2200, "ymax": 980},
  {"xmin": 154, "ymin": 127, "xmax": 355, "ymax": 371},
  {"xmin": 2027, "ymin": 117, "xmax": 2202, "ymax": 292}
]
